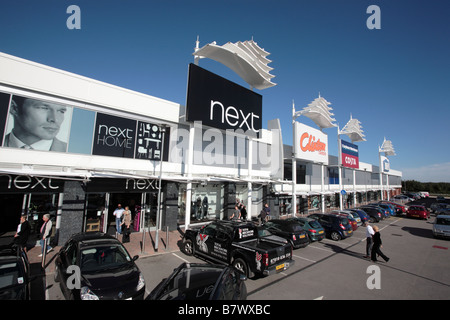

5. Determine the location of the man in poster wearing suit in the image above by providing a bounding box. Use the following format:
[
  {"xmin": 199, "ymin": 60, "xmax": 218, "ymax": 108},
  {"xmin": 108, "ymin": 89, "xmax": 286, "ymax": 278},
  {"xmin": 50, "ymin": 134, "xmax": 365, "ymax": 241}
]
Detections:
[{"xmin": 4, "ymin": 96, "xmax": 68, "ymax": 151}]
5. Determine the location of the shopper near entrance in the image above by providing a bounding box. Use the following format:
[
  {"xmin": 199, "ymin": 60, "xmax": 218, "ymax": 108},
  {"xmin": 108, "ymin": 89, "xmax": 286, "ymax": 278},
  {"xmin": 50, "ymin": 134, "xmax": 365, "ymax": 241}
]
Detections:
[
  {"xmin": 4, "ymin": 96, "xmax": 69, "ymax": 152},
  {"xmin": 113, "ymin": 204, "xmax": 125, "ymax": 234},
  {"xmin": 230, "ymin": 205, "xmax": 241, "ymax": 221},
  {"xmin": 364, "ymin": 221, "xmax": 374, "ymax": 258},
  {"xmin": 38, "ymin": 214, "xmax": 53, "ymax": 257},
  {"xmin": 371, "ymin": 225, "xmax": 390, "ymax": 263},
  {"xmin": 121, "ymin": 206, "xmax": 132, "ymax": 243},
  {"xmin": 14, "ymin": 214, "xmax": 30, "ymax": 252},
  {"xmin": 263, "ymin": 203, "xmax": 271, "ymax": 220}
]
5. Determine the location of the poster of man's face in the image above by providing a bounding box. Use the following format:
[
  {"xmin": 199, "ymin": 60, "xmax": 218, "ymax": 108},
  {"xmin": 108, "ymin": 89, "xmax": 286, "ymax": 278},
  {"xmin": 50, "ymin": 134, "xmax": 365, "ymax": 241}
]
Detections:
[{"xmin": 3, "ymin": 95, "xmax": 72, "ymax": 152}]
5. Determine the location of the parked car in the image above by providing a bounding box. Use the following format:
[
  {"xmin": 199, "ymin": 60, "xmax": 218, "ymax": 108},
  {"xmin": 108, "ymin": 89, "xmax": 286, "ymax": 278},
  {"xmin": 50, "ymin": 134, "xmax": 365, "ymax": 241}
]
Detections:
[
  {"xmin": 376, "ymin": 203, "xmax": 396, "ymax": 216},
  {"xmin": 432, "ymin": 215, "xmax": 450, "ymax": 239},
  {"xmin": 379, "ymin": 200, "xmax": 407, "ymax": 215},
  {"xmin": 365, "ymin": 204, "xmax": 390, "ymax": 218},
  {"xmin": 435, "ymin": 205, "xmax": 450, "ymax": 216},
  {"xmin": 288, "ymin": 217, "xmax": 325, "ymax": 242},
  {"xmin": 148, "ymin": 263, "xmax": 247, "ymax": 300},
  {"xmin": 406, "ymin": 205, "xmax": 430, "ymax": 220},
  {"xmin": 339, "ymin": 210, "xmax": 362, "ymax": 226},
  {"xmin": 263, "ymin": 219, "xmax": 310, "ymax": 249},
  {"xmin": 357, "ymin": 206, "xmax": 383, "ymax": 223},
  {"xmin": 0, "ymin": 245, "xmax": 31, "ymax": 300},
  {"xmin": 430, "ymin": 202, "xmax": 448, "ymax": 213},
  {"xmin": 181, "ymin": 220, "xmax": 294, "ymax": 278},
  {"xmin": 308, "ymin": 213, "xmax": 353, "ymax": 241},
  {"xmin": 330, "ymin": 211, "xmax": 359, "ymax": 231},
  {"xmin": 348, "ymin": 208, "xmax": 370, "ymax": 224},
  {"xmin": 393, "ymin": 195, "xmax": 413, "ymax": 202},
  {"xmin": 54, "ymin": 232, "xmax": 145, "ymax": 300}
]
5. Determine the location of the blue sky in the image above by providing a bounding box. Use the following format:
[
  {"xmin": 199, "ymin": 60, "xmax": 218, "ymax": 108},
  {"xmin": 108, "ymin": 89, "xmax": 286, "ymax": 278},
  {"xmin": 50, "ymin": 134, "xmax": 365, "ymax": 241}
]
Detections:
[{"xmin": 1, "ymin": 0, "xmax": 449, "ymax": 182}]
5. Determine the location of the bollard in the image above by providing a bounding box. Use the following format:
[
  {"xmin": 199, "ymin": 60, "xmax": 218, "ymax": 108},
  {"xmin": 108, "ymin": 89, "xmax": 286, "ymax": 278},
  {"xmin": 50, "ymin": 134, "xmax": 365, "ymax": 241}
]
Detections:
[
  {"xmin": 165, "ymin": 226, "xmax": 169, "ymax": 251},
  {"xmin": 41, "ymin": 238, "xmax": 48, "ymax": 269}
]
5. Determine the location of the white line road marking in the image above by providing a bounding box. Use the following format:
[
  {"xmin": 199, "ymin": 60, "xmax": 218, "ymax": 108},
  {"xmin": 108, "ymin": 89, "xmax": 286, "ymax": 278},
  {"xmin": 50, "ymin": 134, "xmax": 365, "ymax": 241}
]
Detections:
[
  {"xmin": 172, "ymin": 252, "xmax": 191, "ymax": 263},
  {"xmin": 293, "ymin": 254, "xmax": 317, "ymax": 263}
]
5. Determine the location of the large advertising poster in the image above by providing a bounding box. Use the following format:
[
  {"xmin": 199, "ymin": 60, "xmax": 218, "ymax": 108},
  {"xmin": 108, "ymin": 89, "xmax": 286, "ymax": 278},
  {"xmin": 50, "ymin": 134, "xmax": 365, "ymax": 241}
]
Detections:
[
  {"xmin": 135, "ymin": 121, "xmax": 170, "ymax": 161},
  {"xmin": 341, "ymin": 139, "xmax": 359, "ymax": 169},
  {"xmin": 2, "ymin": 94, "xmax": 73, "ymax": 152},
  {"xmin": 294, "ymin": 122, "xmax": 328, "ymax": 165},
  {"xmin": 186, "ymin": 63, "xmax": 262, "ymax": 137},
  {"xmin": 92, "ymin": 113, "xmax": 136, "ymax": 158}
]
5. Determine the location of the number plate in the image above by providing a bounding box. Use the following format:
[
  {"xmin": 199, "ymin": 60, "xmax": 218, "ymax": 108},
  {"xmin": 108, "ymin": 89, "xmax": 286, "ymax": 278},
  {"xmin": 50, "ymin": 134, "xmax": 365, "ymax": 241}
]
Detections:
[{"xmin": 276, "ymin": 263, "xmax": 285, "ymax": 271}]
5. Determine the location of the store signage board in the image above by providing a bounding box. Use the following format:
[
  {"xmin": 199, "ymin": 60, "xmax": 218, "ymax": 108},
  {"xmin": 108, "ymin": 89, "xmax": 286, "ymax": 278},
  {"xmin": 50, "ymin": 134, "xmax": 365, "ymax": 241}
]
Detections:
[
  {"xmin": 341, "ymin": 139, "xmax": 359, "ymax": 169},
  {"xmin": 293, "ymin": 122, "xmax": 329, "ymax": 165},
  {"xmin": 186, "ymin": 63, "xmax": 262, "ymax": 138}
]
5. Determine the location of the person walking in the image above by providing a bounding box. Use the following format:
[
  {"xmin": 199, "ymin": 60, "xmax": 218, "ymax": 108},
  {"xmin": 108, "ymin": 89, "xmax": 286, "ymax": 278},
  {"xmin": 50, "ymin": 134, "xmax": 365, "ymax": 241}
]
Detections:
[
  {"xmin": 113, "ymin": 204, "xmax": 125, "ymax": 234},
  {"xmin": 121, "ymin": 206, "xmax": 132, "ymax": 243},
  {"xmin": 364, "ymin": 221, "xmax": 374, "ymax": 258},
  {"xmin": 371, "ymin": 225, "xmax": 390, "ymax": 262},
  {"xmin": 38, "ymin": 214, "xmax": 53, "ymax": 257},
  {"xmin": 229, "ymin": 205, "xmax": 241, "ymax": 221},
  {"xmin": 14, "ymin": 214, "xmax": 30, "ymax": 252}
]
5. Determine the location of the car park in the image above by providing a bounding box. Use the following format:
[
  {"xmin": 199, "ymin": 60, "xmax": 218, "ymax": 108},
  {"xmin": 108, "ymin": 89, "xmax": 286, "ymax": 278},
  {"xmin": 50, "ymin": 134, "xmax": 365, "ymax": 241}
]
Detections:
[
  {"xmin": 54, "ymin": 232, "xmax": 145, "ymax": 300},
  {"xmin": 432, "ymin": 215, "xmax": 450, "ymax": 239},
  {"xmin": 288, "ymin": 217, "xmax": 325, "ymax": 242},
  {"xmin": 348, "ymin": 208, "xmax": 370, "ymax": 224},
  {"xmin": 406, "ymin": 205, "xmax": 430, "ymax": 220},
  {"xmin": 358, "ymin": 206, "xmax": 384, "ymax": 222},
  {"xmin": 0, "ymin": 245, "xmax": 31, "ymax": 300},
  {"xmin": 263, "ymin": 219, "xmax": 310, "ymax": 249},
  {"xmin": 308, "ymin": 213, "xmax": 353, "ymax": 241},
  {"xmin": 379, "ymin": 200, "xmax": 407, "ymax": 215},
  {"xmin": 330, "ymin": 211, "xmax": 358, "ymax": 231},
  {"xmin": 181, "ymin": 220, "xmax": 294, "ymax": 278},
  {"xmin": 148, "ymin": 263, "xmax": 247, "ymax": 300}
]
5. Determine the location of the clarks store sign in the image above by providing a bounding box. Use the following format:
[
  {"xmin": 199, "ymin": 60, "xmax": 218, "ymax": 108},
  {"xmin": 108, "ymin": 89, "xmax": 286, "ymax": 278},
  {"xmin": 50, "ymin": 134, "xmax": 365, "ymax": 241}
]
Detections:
[
  {"xmin": 0, "ymin": 175, "xmax": 65, "ymax": 193},
  {"xmin": 186, "ymin": 63, "xmax": 262, "ymax": 137},
  {"xmin": 294, "ymin": 122, "xmax": 329, "ymax": 165}
]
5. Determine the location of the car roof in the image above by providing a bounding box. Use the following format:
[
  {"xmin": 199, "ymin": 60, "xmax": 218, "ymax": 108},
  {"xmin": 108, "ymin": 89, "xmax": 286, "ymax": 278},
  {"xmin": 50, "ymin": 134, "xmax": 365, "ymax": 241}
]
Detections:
[
  {"xmin": 67, "ymin": 232, "xmax": 120, "ymax": 246},
  {"xmin": 436, "ymin": 214, "xmax": 450, "ymax": 219}
]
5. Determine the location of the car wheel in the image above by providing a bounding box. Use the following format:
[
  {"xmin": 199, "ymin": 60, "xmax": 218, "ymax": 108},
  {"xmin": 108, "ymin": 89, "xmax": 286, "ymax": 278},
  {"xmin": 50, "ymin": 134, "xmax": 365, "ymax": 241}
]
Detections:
[
  {"xmin": 232, "ymin": 258, "xmax": 249, "ymax": 278},
  {"xmin": 330, "ymin": 231, "xmax": 341, "ymax": 241},
  {"xmin": 182, "ymin": 239, "xmax": 194, "ymax": 256}
]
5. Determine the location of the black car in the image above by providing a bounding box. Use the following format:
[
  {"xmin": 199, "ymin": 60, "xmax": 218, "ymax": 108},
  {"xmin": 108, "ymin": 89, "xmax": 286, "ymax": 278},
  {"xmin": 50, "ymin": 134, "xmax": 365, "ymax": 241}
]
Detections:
[
  {"xmin": 263, "ymin": 219, "xmax": 310, "ymax": 248},
  {"xmin": 148, "ymin": 263, "xmax": 247, "ymax": 300},
  {"xmin": 308, "ymin": 213, "xmax": 353, "ymax": 241},
  {"xmin": 54, "ymin": 232, "xmax": 145, "ymax": 300},
  {"xmin": 0, "ymin": 245, "xmax": 31, "ymax": 300},
  {"xmin": 358, "ymin": 206, "xmax": 384, "ymax": 222}
]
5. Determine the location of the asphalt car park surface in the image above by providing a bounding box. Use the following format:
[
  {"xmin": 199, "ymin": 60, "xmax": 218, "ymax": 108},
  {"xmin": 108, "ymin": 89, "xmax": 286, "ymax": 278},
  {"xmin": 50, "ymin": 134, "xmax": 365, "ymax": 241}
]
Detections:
[{"xmin": 44, "ymin": 213, "xmax": 450, "ymax": 300}]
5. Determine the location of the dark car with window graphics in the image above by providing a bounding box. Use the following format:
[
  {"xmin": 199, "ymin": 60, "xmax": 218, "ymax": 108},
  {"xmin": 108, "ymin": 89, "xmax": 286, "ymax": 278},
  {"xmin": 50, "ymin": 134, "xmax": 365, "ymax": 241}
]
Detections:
[
  {"xmin": 54, "ymin": 232, "xmax": 145, "ymax": 300},
  {"xmin": 181, "ymin": 220, "xmax": 294, "ymax": 278},
  {"xmin": 263, "ymin": 219, "xmax": 310, "ymax": 248}
]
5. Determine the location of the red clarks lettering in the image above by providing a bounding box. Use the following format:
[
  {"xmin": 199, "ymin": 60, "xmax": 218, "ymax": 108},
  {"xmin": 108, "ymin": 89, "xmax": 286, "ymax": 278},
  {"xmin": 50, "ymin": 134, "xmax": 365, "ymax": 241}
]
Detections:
[{"xmin": 300, "ymin": 132, "xmax": 326, "ymax": 155}]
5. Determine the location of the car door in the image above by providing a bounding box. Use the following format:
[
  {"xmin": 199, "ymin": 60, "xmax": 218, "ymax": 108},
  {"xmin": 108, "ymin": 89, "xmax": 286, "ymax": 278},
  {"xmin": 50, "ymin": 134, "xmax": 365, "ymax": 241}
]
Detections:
[
  {"xmin": 213, "ymin": 228, "xmax": 231, "ymax": 262},
  {"xmin": 195, "ymin": 223, "xmax": 217, "ymax": 255},
  {"xmin": 58, "ymin": 240, "xmax": 78, "ymax": 299},
  {"xmin": 318, "ymin": 215, "xmax": 332, "ymax": 234}
]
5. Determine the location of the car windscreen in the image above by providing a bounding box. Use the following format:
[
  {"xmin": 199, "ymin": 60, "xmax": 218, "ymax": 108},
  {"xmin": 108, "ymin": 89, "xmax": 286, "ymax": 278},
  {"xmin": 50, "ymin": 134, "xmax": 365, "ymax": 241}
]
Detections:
[
  {"xmin": 80, "ymin": 244, "xmax": 132, "ymax": 272},
  {"xmin": 339, "ymin": 218, "xmax": 349, "ymax": 225},
  {"xmin": 287, "ymin": 224, "xmax": 304, "ymax": 233},
  {"xmin": 0, "ymin": 260, "xmax": 23, "ymax": 289},
  {"xmin": 157, "ymin": 267, "xmax": 223, "ymax": 300},
  {"xmin": 436, "ymin": 218, "xmax": 450, "ymax": 225}
]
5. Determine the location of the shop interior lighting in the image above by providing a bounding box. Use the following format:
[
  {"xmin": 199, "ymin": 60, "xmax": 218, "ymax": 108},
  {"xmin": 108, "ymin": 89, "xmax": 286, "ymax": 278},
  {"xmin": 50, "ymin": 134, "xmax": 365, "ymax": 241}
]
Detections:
[{"xmin": 193, "ymin": 37, "xmax": 276, "ymax": 90}]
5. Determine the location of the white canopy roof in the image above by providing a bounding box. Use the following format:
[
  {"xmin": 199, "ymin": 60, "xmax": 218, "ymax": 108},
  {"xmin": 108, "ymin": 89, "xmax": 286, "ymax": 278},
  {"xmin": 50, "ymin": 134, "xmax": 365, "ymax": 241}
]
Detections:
[
  {"xmin": 193, "ymin": 39, "xmax": 276, "ymax": 90},
  {"xmin": 339, "ymin": 115, "xmax": 366, "ymax": 142},
  {"xmin": 295, "ymin": 95, "xmax": 337, "ymax": 129}
]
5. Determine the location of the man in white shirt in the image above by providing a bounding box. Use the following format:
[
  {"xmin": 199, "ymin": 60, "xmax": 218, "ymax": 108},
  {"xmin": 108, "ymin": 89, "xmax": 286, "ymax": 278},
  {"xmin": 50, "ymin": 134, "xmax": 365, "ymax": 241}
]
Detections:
[
  {"xmin": 364, "ymin": 221, "xmax": 375, "ymax": 258},
  {"xmin": 4, "ymin": 96, "xmax": 68, "ymax": 151},
  {"xmin": 113, "ymin": 204, "xmax": 125, "ymax": 234}
]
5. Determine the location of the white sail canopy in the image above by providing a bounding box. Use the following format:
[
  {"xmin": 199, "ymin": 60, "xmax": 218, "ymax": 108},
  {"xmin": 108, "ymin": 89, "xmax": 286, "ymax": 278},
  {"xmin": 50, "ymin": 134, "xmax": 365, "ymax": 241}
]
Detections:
[
  {"xmin": 340, "ymin": 115, "xmax": 366, "ymax": 142},
  {"xmin": 295, "ymin": 95, "xmax": 337, "ymax": 129},
  {"xmin": 193, "ymin": 39, "xmax": 276, "ymax": 90}
]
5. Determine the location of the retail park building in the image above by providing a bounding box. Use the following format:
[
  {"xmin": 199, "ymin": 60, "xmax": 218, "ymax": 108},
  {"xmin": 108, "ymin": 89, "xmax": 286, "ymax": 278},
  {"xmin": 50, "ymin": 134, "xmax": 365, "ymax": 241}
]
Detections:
[{"xmin": 0, "ymin": 51, "xmax": 402, "ymax": 245}]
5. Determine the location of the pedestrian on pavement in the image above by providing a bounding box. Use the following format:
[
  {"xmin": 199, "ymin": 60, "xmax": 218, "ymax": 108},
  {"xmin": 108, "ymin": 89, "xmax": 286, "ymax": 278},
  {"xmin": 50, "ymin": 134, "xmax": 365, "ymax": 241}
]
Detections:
[
  {"xmin": 113, "ymin": 204, "xmax": 125, "ymax": 234},
  {"xmin": 14, "ymin": 214, "xmax": 30, "ymax": 252},
  {"xmin": 121, "ymin": 206, "xmax": 132, "ymax": 243},
  {"xmin": 371, "ymin": 225, "xmax": 390, "ymax": 263},
  {"xmin": 38, "ymin": 214, "xmax": 53, "ymax": 257},
  {"xmin": 263, "ymin": 203, "xmax": 271, "ymax": 221},
  {"xmin": 230, "ymin": 205, "xmax": 241, "ymax": 221},
  {"xmin": 364, "ymin": 221, "xmax": 374, "ymax": 258}
]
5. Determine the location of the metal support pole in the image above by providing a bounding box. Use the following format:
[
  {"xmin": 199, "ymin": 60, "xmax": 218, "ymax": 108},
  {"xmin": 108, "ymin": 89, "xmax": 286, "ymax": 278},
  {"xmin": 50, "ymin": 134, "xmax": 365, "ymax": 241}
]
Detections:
[{"xmin": 155, "ymin": 126, "xmax": 166, "ymax": 252}]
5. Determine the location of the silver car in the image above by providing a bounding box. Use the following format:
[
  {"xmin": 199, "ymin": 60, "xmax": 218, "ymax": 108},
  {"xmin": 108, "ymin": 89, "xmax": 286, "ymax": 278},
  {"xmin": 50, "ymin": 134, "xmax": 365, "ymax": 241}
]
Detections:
[{"xmin": 432, "ymin": 215, "xmax": 450, "ymax": 239}]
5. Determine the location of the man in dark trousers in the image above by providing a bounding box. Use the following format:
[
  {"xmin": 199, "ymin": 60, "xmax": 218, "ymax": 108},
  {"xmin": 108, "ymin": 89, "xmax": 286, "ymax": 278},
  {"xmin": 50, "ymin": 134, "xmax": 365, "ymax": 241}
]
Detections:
[
  {"xmin": 371, "ymin": 225, "xmax": 390, "ymax": 262},
  {"xmin": 14, "ymin": 214, "xmax": 31, "ymax": 252}
]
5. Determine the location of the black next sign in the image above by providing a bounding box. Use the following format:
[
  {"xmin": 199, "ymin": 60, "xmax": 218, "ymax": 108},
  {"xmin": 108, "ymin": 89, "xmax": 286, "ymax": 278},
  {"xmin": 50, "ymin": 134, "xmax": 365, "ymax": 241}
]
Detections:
[{"xmin": 186, "ymin": 63, "xmax": 262, "ymax": 137}]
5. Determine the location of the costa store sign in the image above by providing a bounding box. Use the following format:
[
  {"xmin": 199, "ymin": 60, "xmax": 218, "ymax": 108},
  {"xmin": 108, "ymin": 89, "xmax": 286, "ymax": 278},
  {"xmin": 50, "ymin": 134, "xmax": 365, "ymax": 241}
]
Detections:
[
  {"xmin": 341, "ymin": 140, "xmax": 359, "ymax": 169},
  {"xmin": 294, "ymin": 122, "xmax": 328, "ymax": 165},
  {"xmin": 186, "ymin": 63, "xmax": 262, "ymax": 137}
]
